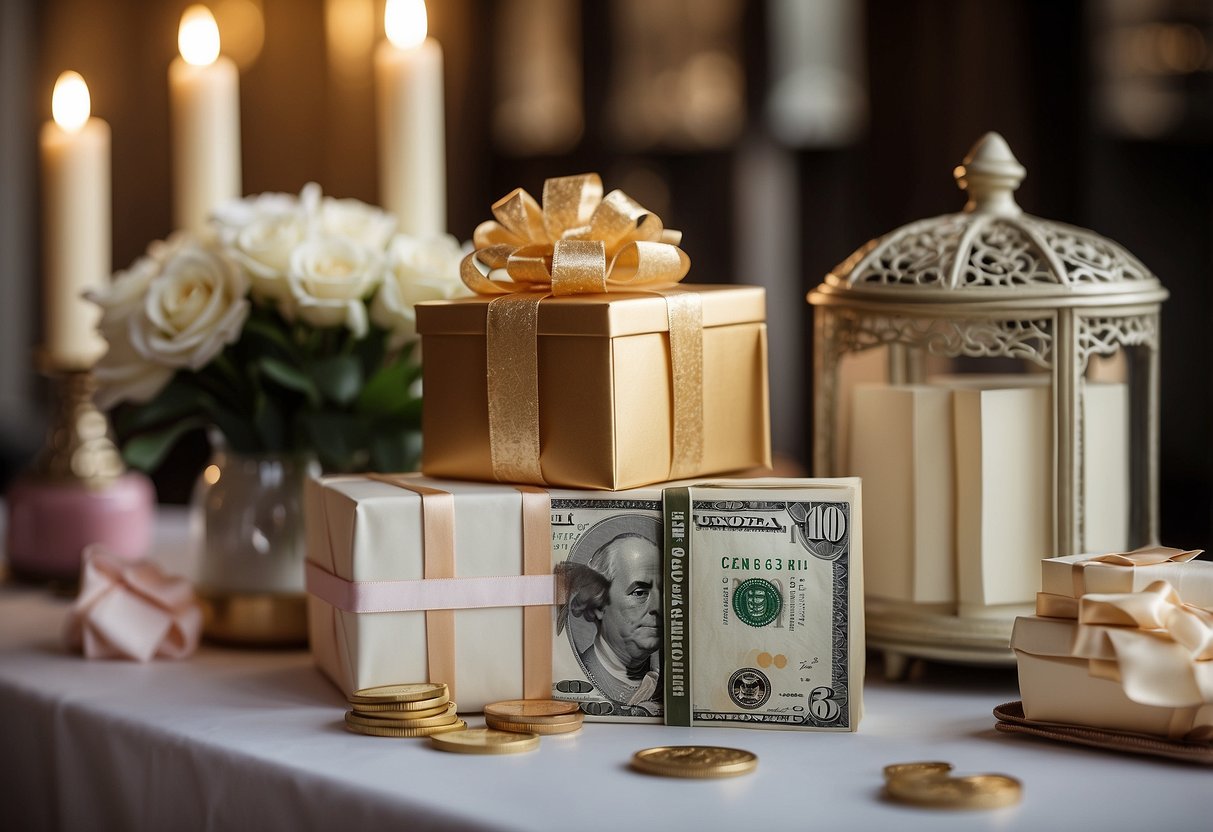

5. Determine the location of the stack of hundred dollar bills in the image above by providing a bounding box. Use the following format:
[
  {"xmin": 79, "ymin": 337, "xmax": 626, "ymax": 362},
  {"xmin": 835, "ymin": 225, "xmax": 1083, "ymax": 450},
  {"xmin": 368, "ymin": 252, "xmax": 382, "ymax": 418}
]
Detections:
[{"xmin": 552, "ymin": 478, "xmax": 863, "ymax": 731}]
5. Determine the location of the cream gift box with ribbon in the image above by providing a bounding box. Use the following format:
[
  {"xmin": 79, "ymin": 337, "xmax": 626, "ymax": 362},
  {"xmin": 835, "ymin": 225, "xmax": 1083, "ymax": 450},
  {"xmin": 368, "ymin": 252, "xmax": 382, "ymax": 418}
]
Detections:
[
  {"xmin": 415, "ymin": 173, "xmax": 771, "ymax": 491},
  {"xmin": 1039, "ymin": 548, "xmax": 1212, "ymax": 614},
  {"xmin": 306, "ymin": 474, "xmax": 558, "ymax": 711},
  {"xmin": 1013, "ymin": 548, "xmax": 1213, "ymax": 742}
]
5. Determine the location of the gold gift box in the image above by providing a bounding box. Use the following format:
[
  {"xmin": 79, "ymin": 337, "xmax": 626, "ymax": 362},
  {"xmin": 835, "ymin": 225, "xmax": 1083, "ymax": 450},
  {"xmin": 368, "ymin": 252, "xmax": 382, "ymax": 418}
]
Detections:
[{"xmin": 416, "ymin": 284, "xmax": 771, "ymax": 490}]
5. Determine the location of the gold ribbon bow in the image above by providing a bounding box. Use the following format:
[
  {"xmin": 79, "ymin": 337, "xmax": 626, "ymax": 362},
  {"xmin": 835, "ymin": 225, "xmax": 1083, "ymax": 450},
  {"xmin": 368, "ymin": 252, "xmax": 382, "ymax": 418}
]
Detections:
[
  {"xmin": 459, "ymin": 173, "xmax": 699, "ymax": 485},
  {"xmin": 1072, "ymin": 580, "xmax": 1213, "ymax": 738}
]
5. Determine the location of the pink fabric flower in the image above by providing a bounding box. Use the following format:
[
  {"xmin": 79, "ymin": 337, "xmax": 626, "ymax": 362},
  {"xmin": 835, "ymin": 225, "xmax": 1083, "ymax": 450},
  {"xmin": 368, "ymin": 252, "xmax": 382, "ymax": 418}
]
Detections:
[{"xmin": 65, "ymin": 546, "xmax": 202, "ymax": 661}]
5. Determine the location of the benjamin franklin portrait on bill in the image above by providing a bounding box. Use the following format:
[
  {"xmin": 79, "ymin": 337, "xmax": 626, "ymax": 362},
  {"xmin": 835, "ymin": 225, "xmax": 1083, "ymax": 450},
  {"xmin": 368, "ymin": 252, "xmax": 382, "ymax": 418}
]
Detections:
[{"xmin": 555, "ymin": 514, "xmax": 662, "ymax": 715}]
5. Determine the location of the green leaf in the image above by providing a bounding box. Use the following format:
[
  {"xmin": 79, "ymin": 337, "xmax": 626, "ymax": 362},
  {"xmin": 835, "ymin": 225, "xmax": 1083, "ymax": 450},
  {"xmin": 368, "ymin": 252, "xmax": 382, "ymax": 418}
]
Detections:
[
  {"xmin": 354, "ymin": 326, "xmax": 390, "ymax": 378},
  {"xmin": 122, "ymin": 418, "xmax": 204, "ymax": 472},
  {"xmin": 111, "ymin": 378, "xmax": 203, "ymax": 435},
  {"xmin": 259, "ymin": 357, "xmax": 320, "ymax": 405},
  {"xmin": 310, "ymin": 355, "xmax": 363, "ymax": 406},
  {"xmin": 356, "ymin": 354, "xmax": 422, "ymax": 417},
  {"xmin": 242, "ymin": 317, "xmax": 300, "ymax": 362},
  {"xmin": 199, "ymin": 396, "xmax": 262, "ymax": 454},
  {"xmin": 253, "ymin": 392, "xmax": 285, "ymax": 451},
  {"xmin": 300, "ymin": 411, "xmax": 370, "ymax": 472},
  {"xmin": 368, "ymin": 426, "xmax": 421, "ymax": 473}
]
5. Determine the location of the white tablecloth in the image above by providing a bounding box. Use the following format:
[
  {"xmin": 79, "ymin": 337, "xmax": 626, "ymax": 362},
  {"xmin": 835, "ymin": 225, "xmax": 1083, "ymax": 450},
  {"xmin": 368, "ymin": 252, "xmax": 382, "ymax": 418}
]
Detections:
[{"xmin": 2, "ymin": 509, "xmax": 1211, "ymax": 831}]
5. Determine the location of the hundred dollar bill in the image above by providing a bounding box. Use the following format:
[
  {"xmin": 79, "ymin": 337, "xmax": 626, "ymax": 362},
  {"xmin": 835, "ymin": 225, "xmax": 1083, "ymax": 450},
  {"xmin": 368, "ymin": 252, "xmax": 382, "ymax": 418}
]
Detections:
[
  {"xmin": 551, "ymin": 492, "xmax": 665, "ymax": 723},
  {"xmin": 663, "ymin": 479, "xmax": 864, "ymax": 730}
]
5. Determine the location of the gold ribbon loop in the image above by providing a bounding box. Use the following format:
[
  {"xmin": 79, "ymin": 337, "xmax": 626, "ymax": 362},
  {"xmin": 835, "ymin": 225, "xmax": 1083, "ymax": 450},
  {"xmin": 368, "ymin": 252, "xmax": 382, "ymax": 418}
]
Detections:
[
  {"xmin": 1071, "ymin": 579, "xmax": 1213, "ymax": 720},
  {"xmin": 1081, "ymin": 580, "xmax": 1213, "ymax": 661},
  {"xmin": 551, "ymin": 240, "xmax": 608, "ymax": 296},
  {"xmin": 542, "ymin": 173, "xmax": 603, "ymax": 242},
  {"xmin": 460, "ymin": 173, "xmax": 698, "ymax": 485},
  {"xmin": 490, "ymin": 188, "xmax": 548, "ymax": 244}
]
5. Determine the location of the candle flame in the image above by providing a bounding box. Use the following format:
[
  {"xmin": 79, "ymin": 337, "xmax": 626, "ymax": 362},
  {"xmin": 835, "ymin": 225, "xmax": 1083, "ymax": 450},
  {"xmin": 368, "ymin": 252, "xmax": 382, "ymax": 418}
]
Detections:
[
  {"xmin": 52, "ymin": 71, "xmax": 91, "ymax": 132},
  {"xmin": 179, "ymin": 5, "xmax": 222, "ymax": 66},
  {"xmin": 385, "ymin": 0, "xmax": 427, "ymax": 49}
]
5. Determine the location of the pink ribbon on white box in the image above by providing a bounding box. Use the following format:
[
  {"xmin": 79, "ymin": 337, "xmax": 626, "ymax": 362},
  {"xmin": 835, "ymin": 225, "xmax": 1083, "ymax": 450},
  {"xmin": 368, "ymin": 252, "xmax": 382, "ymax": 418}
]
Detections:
[{"xmin": 305, "ymin": 562, "xmax": 557, "ymax": 613}]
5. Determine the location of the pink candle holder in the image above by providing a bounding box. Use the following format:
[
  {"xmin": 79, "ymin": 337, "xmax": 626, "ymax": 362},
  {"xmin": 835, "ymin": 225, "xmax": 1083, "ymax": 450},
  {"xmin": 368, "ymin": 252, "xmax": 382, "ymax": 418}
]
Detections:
[{"xmin": 5, "ymin": 368, "xmax": 154, "ymax": 582}]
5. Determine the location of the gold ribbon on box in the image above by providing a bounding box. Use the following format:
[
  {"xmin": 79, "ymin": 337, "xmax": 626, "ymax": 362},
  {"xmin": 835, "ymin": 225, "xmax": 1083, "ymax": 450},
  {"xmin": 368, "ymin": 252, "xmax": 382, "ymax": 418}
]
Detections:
[
  {"xmin": 1070, "ymin": 546, "xmax": 1204, "ymax": 598},
  {"xmin": 1036, "ymin": 546, "xmax": 1207, "ymax": 619},
  {"xmin": 460, "ymin": 173, "xmax": 699, "ymax": 485},
  {"xmin": 1069, "ymin": 580, "xmax": 1213, "ymax": 740}
]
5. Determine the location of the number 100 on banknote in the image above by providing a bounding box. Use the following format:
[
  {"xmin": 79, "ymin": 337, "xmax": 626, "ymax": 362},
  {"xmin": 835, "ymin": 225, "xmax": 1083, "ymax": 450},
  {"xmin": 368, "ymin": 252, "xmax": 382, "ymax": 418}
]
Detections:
[{"xmin": 663, "ymin": 480, "xmax": 865, "ymax": 730}]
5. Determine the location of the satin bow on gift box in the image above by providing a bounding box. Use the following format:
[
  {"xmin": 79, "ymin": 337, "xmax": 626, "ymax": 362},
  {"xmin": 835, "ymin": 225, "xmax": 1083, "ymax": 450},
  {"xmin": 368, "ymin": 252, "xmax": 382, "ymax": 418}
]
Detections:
[
  {"xmin": 1070, "ymin": 580, "xmax": 1213, "ymax": 740},
  {"xmin": 459, "ymin": 172, "xmax": 690, "ymax": 297},
  {"xmin": 65, "ymin": 546, "xmax": 202, "ymax": 661},
  {"xmin": 458, "ymin": 173, "xmax": 702, "ymax": 485}
]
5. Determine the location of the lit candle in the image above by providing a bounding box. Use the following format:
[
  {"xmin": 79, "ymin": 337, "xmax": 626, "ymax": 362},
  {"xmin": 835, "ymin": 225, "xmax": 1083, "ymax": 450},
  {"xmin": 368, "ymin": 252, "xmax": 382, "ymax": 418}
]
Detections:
[
  {"xmin": 375, "ymin": 0, "xmax": 445, "ymax": 235},
  {"xmin": 170, "ymin": 5, "xmax": 241, "ymax": 235},
  {"xmin": 40, "ymin": 71, "xmax": 110, "ymax": 370}
]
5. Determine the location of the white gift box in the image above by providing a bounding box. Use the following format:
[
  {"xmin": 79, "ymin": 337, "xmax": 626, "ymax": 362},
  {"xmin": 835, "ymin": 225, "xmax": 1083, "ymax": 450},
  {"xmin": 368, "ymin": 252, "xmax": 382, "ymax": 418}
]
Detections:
[{"xmin": 305, "ymin": 475, "xmax": 557, "ymax": 712}]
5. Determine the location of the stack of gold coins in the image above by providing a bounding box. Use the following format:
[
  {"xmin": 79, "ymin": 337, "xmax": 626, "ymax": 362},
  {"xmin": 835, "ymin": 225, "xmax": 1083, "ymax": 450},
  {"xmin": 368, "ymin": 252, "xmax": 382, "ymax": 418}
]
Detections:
[
  {"xmin": 882, "ymin": 761, "xmax": 1022, "ymax": 810},
  {"xmin": 482, "ymin": 699, "xmax": 585, "ymax": 736},
  {"xmin": 344, "ymin": 682, "xmax": 467, "ymax": 738}
]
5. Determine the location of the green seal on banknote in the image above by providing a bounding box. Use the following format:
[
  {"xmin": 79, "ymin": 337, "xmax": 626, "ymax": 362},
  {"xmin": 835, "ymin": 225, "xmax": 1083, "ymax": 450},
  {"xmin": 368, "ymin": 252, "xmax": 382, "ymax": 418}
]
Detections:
[{"xmin": 732, "ymin": 577, "xmax": 782, "ymax": 627}]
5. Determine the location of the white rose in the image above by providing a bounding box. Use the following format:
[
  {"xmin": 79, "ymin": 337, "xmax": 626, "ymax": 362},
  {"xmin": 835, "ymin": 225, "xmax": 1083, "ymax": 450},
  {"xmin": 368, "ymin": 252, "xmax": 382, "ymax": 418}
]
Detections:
[
  {"xmin": 320, "ymin": 196, "xmax": 397, "ymax": 249},
  {"xmin": 128, "ymin": 243, "xmax": 250, "ymax": 372},
  {"xmin": 214, "ymin": 184, "xmax": 321, "ymax": 302},
  {"xmin": 370, "ymin": 234, "xmax": 469, "ymax": 347},
  {"xmin": 92, "ymin": 336, "xmax": 175, "ymax": 410},
  {"xmin": 89, "ymin": 237, "xmax": 195, "ymax": 409},
  {"xmin": 210, "ymin": 190, "xmax": 302, "ymax": 234},
  {"xmin": 222, "ymin": 210, "xmax": 309, "ymax": 302},
  {"xmin": 285, "ymin": 238, "xmax": 384, "ymax": 337}
]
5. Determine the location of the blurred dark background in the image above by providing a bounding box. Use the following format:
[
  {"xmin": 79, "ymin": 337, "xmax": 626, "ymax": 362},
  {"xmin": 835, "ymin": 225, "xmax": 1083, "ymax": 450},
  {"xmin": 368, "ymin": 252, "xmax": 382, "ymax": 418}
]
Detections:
[{"xmin": 1, "ymin": 0, "xmax": 1210, "ymax": 545}]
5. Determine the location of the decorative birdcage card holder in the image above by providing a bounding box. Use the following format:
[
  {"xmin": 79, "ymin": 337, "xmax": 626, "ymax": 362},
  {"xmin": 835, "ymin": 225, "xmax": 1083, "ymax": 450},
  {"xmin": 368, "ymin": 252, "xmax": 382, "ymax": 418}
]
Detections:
[{"xmin": 808, "ymin": 133, "xmax": 1168, "ymax": 674}]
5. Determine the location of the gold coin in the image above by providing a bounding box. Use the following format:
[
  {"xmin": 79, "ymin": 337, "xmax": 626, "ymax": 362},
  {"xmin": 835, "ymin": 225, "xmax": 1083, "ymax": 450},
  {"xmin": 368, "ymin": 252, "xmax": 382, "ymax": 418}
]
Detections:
[
  {"xmin": 346, "ymin": 704, "xmax": 460, "ymax": 729},
  {"xmin": 344, "ymin": 717, "xmax": 468, "ymax": 738},
  {"xmin": 350, "ymin": 698, "xmax": 455, "ymax": 718},
  {"xmin": 883, "ymin": 761, "xmax": 954, "ymax": 781},
  {"xmin": 485, "ymin": 716, "xmax": 582, "ymax": 736},
  {"xmin": 349, "ymin": 693, "xmax": 450, "ymax": 713},
  {"xmin": 885, "ymin": 773, "xmax": 1022, "ymax": 810},
  {"xmin": 348, "ymin": 682, "xmax": 448, "ymax": 704},
  {"xmin": 485, "ymin": 711, "xmax": 582, "ymax": 727},
  {"xmin": 484, "ymin": 699, "xmax": 582, "ymax": 721},
  {"xmin": 630, "ymin": 746, "xmax": 757, "ymax": 779},
  {"xmin": 430, "ymin": 727, "xmax": 540, "ymax": 755}
]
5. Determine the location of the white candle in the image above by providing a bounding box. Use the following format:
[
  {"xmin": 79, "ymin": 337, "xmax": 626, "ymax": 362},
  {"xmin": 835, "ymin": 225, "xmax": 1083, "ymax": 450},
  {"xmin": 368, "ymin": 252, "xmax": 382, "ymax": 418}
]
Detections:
[
  {"xmin": 40, "ymin": 71, "xmax": 110, "ymax": 370},
  {"xmin": 375, "ymin": 0, "xmax": 445, "ymax": 235},
  {"xmin": 170, "ymin": 5, "xmax": 241, "ymax": 235}
]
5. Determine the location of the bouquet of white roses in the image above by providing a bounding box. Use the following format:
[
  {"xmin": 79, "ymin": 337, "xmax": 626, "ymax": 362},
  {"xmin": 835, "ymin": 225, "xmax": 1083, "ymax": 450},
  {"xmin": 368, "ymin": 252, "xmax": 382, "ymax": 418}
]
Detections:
[{"xmin": 91, "ymin": 183, "xmax": 468, "ymax": 473}]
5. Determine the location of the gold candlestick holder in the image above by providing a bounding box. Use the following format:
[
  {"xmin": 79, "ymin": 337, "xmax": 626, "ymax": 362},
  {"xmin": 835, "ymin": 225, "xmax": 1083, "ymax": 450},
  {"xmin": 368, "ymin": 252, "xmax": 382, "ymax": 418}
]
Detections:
[
  {"xmin": 33, "ymin": 368, "xmax": 125, "ymax": 486},
  {"xmin": 5, "ymin": 363, "xmax": 155, "ymax": 582}
]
